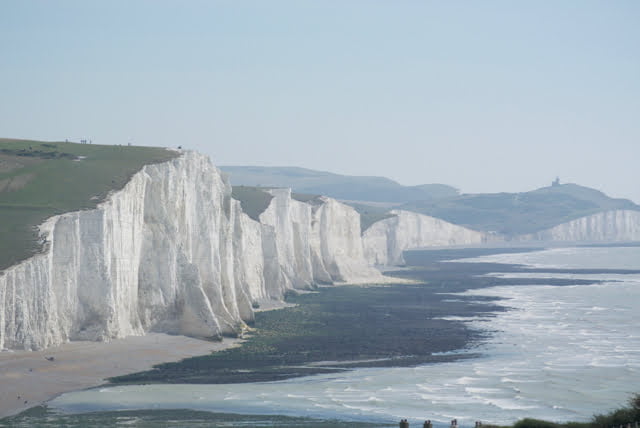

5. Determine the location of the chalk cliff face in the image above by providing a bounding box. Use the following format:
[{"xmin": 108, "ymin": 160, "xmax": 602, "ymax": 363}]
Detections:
[
  {"xmin": 258, "ymin": 189, "xmax": 314, "ymax": 290},
  {"xmin": 0, "ymin": 152, "xmax": 242, "ymax": 350},
  {"xmin": 519, "ymin": 210, "xmax": 640, "ymax": 242},
  {"xmin": 309, "ymin": 196, "xmax": 382, "ymax": 283},
  {"xmin": 0, "ymin": 152, "xmax": 381, "ymax": 351},
  {"xmin": 16, "ymin": 150, "xmax": 633, "ymax": 352},
  {"xmin": 362, "ymin": 210, "xmax": 490, "ymax": 266},
  {"xmin": 259, "ymin": 190, "xmax": 383, "ymax": 289}
]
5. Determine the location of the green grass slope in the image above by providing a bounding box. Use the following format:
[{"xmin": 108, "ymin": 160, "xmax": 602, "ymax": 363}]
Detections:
[
  {"xmin": 230, "ymin": 186, "xmax": 274, "ymax": 221},
  {"xmin": 348, "ymin": 202, "xmax": 397, "ymax": 232},
  {"xmin": 400, "ymin": 183, "xmax": 640, "ymax": 236},
  {"xmin": 0, "ymin": 138, "xmax": 178, "ymax": 270}
]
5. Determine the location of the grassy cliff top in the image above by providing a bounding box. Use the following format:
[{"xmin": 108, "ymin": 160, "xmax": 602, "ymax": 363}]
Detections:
[
  {"xmin": 0, "ymin": 138, "xmax": 178, "ymax": 270},
  {"xmin": 230, "ymin": 185, "xmax": 325, "ymax": 222},
  {"xmin": 347, "ymin": 202, "xmax": 397, "ymax": 233},
  {"xmin": 230, "ymin": 186, "xmax": 274, "ymax": 221}
]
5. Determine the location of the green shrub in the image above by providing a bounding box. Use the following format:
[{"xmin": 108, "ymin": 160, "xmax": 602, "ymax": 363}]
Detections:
[
  {"xmin": 513, "ymin": 418, "xmax": 559, "ymax": 428},
  {"xmin": 592, "ymin": 394, "xmax": 640, "ymax": 428},
  {"xmin": 564, "ymin": 422, "xmax": 591, "ymax": 428}
]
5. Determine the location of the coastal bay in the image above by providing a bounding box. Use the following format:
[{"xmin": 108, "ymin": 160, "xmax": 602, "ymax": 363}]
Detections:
[{"xmin": 2, "ymin": 246, "xmax": 639, "ymax": 426}]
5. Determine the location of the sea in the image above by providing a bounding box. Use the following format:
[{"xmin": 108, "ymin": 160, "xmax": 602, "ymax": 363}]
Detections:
[{"xmin": 27, "ymin": 246, "xmax": 640, "ymax": 426}]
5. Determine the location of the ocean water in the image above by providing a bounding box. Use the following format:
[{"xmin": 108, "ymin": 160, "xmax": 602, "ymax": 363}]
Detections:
[{"xmin": 47, "ymin": 246, "xmax": 640, "ymax": 426}]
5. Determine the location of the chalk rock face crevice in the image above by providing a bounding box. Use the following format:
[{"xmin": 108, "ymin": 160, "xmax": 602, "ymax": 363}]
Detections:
[
  {"xmin": 0, "ymin": 152, "xmax": 382, "ymax": 351},
  {"xmin": 518, "ymin": 210, "xmax": 640, "ymax": 242},
  {"xmin": 362, "ymin": 210, "xmax": 490, "ymax": 266}
]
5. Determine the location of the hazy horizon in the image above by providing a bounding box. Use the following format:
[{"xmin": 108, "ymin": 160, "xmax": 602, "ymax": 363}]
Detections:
[
  {"xmin": 2, "ymin": 1, "xmax": 638, "ymax": 202},
  {"xmin": 219, "ymin": 164, "xmax": 640, "ymax": 203}
]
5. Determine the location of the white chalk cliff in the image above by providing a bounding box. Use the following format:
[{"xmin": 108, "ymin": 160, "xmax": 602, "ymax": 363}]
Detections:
[
  {"xmin": 259, "ymin": 189, "xmax": 382, "ymax": 289},
  {"xmin": 518, "ymin": 210, "xmax": 640, "ymax": 242},
  {"xmin": 362, "ymin": 210, "xmax": 490, "ymax": 266},
  {"xmin": 362, "ymin": 210, "xmax": 491, "ymax": 266},
  {"xmin": 11, "ymin": 150, "xmax": 634, "ymax": 352},
  {"xmin": 0, "ymin": 152, "xmax": 387, "ymax": 351}
]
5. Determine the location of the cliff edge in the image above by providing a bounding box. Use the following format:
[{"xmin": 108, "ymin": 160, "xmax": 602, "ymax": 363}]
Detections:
[{"xmin": 0, "ymin": 152, "xmax": 383, "ymax": 350}]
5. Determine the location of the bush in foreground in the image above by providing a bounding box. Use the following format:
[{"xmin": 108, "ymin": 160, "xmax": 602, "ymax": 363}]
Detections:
[
  {"xmin": 592, "ymin": 394, "xmax": 640, "ymax": 428},
  {"xmin": 498, "ymin": 394, "xmax": 640, "ymax": 428}
]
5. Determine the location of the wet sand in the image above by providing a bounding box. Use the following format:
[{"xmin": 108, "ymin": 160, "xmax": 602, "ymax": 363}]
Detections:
[{"xmin": 0, "ymin": 334, "xmax": 240, "ymax": 418}]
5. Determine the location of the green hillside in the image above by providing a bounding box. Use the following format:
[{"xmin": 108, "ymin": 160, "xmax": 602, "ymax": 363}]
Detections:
[
  {"xmin": 0, "ymin": 138, "xmax": 177, "ymax": 270},
  {"xmin": 400, "ymin": 183, "xmax": 640, "ymax": 236},
  {"xmin": 347, "ymin": 202, "xmax": 397, "ymax": 232},
  {"xmin": 230, "ymin": 186, "xmax": 274, "ymax": 221},
  {"xmin": 220, "ymin": 166, "xmax": 459, "ymax": 203}
]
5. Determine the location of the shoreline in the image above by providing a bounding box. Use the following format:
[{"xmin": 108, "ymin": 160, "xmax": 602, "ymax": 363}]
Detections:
[
  {"xmin": 3, "ymin": 246, "xmax": 628, "ymax": 423},
  {"xmin": 35, "ymin": 247, "xmax": 640, "ymax": 426},
  {"xmin": 0, "ymin": 333, "xmax": 241, "ymax": 419},
  {"xmin": 0, "ymin": 290, "xmax": 387, "ymax": 420},
  {"xmin": 105, "ymin": 253, "xmax": 529, "ymax": 387}
]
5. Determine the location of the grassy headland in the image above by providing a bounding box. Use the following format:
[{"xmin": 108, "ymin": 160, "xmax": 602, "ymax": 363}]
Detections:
[
  {"xmin": 400, "ymin": 183, "xmax": 640, "ymax": 236},
  {"xmin": 0, "ymin": 138, "xmax": 177, "ymax": 270}
]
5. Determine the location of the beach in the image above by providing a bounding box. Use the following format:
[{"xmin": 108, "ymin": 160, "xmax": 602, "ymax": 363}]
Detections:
[{"xmin": 0, "ymin": 333, "xmax": 240, "ymax": 418}]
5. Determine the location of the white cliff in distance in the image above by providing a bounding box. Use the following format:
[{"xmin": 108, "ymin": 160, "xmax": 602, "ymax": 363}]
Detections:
[
  {"xmin": 519, "ymin": 210, "xmax": 640, "ymax": 242},
  {"xmin": 362, "ymin": 210, "xmax": 490, "ymax": 266}
]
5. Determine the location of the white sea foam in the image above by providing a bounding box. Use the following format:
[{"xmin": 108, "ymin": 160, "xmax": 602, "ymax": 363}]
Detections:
[
  {"xmin": 451, "ymin": 246, "xmax": 640, "ymax": 270},
  {"xmin": 49, "ymin": 246, "xmax": 640, "ymax": 427}
]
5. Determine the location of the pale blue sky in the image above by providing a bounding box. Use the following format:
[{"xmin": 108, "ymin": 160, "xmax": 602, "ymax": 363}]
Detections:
[{"xmin": 2, "ymin": 1, "xmax": 639, "ymax": 202}]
